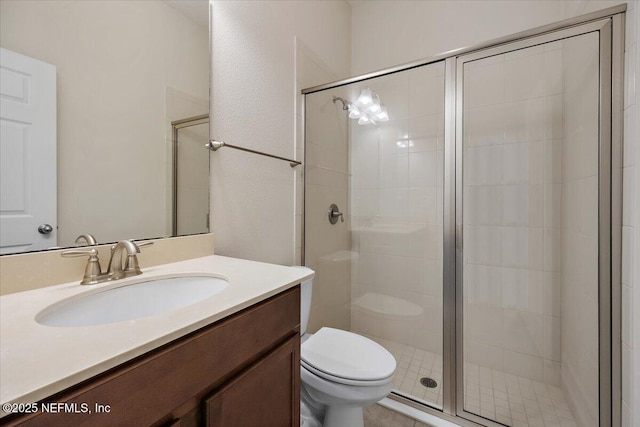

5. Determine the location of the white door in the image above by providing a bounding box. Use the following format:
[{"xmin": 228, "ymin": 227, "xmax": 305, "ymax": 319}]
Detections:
[{"xmin": 0, "ymin": 48, "xmax": 56, "ymax": 253}]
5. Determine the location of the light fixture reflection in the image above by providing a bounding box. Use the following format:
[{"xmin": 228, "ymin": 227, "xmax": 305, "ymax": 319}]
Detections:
[
  {"xmin": 373, "ymin": 105, "xmax": 389, "ymax": 122},
  {"xmin": 358, "ymin": 115, "xmax": 376, "ymax": 125},
  {"xmin": 348, "ymin": 104, "xmax": 362, "ymax": 119},
  {"xmin": 332, "ymin": 89, "xmax": 388, "ymax": 126},
  {"xmin": 396, "ymin": 138, "xmax": 414, "ymax": 148},
  {"xmin": 366, "ymin": 99, "xmax": 381, "ymax": 115},
  {"xmin": 356, "ymin": 88, "xmax": 373, "ymax": 106}
]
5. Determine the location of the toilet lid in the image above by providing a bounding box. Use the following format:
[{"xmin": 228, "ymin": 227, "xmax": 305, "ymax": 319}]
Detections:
[{"xmin": 301, "ymin": 327, "xmax": 396, "ymax": 382}]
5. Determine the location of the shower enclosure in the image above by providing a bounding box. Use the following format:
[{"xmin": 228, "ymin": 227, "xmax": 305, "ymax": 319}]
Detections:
[{"xmin": 303, "ymin": 6, "xmax": 624, "ymax": 427}]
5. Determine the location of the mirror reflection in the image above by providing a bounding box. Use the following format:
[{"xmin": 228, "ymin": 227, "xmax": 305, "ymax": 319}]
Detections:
[{"xmin": 0, "ymin": 0, "xmax": 210, "ymax": 255}]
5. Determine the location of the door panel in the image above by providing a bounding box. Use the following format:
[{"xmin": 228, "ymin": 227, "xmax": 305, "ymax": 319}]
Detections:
[{"xmin": 0, "ymin": 48, "xmax": 56, "ymax": 253}]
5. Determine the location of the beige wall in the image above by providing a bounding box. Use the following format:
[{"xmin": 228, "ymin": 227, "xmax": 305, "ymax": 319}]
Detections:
[
  {"xmin": 350, "ymin": 0, "xmax": 565, "ymax": 75},
  {"xmin": 0, "ymin": 1, "xmax": 209, "ymax": 247},
  {"xmin": 0, "ymin": 233, "xmax": 215, "ymax": 296},
  {"xmin": 210, "ymin": 0, "xmax": 351, "ymax": 267}
]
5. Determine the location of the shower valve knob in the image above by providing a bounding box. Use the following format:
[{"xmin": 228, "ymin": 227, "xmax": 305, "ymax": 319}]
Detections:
[{"xmin": 328, "ymin": 204, "xmax": 344, "ymax": 224}]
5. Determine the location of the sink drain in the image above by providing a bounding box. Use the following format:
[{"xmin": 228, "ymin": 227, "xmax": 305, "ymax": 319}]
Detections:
[{"xmin": 420, "ymin": 377, "xmax": 438, "ymax": 388}]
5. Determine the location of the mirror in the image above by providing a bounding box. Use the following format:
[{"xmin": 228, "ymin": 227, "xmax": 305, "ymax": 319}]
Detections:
[{"xmin": 0, "ymin": 0, "xmax": 210, "ymax": 255}]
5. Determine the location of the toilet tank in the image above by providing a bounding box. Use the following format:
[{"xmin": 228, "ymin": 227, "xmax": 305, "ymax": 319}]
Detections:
[{"xmin": 291, "ymin": 266, "xmax": 314, "ymax": 336}]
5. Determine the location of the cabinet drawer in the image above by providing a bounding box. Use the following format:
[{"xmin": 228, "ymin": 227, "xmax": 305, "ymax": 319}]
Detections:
[{"xmin": 2, "ymin": 286, "xmax": 300, "ymax": 427}]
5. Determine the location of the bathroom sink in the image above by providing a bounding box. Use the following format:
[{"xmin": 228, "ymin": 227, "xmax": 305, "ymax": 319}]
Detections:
[{"xmin": 36, "ymin": 276, "xmax": 229, "ymax": 327}]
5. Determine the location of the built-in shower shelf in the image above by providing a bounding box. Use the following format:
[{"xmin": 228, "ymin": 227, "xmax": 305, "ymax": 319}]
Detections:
[{"xmin": 352, "ymin": 293, "xmax": 423, "ymax": 317}]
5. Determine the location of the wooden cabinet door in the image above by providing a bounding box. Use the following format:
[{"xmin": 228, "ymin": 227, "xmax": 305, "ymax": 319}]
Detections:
[{"xmin": 205, "ymin": 335, "xmax": 300, "ymax": 427}]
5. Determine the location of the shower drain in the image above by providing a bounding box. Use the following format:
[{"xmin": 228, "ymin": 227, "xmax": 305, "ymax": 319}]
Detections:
[{"xmin": 420, "ymin": 377, "xmax": 438, "ymax": 388}]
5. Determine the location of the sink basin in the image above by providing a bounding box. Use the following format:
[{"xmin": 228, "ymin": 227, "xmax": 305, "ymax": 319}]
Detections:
[{"xmin": 36, "ymin": 276, "xmax": 229, "ymax": 327}]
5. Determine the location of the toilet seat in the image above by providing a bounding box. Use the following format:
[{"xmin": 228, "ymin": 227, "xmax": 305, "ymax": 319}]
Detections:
[
  {"xmin": 301, "ymin": 361, "xmax": 393, "ymax": 387},
  {"xmin": 301, "ymin": 327, "xmax": 396, "ymax": 386}
]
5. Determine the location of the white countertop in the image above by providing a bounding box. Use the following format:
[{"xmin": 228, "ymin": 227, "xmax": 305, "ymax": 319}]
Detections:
[{"xmin": 0, "ymin": 255, "xmax": 312, "ymax": 415}]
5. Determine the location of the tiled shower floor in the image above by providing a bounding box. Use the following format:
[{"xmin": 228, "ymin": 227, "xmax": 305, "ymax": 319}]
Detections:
[{"xmin": 364, "ymin": 335, "xmax": 579, "ymax": 427}]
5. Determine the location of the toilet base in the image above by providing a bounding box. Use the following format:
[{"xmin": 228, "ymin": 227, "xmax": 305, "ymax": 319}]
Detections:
[
  {"xmin": 300, "ymin": 364, "xmax": 393, "ymax": 427},
  {"xmin": 323, "ymin": 405, "xmax": 364, "ymax": 427},
  {"xmin": 301, "ymin": 400, "xmax": 323, "ymax": 427}
]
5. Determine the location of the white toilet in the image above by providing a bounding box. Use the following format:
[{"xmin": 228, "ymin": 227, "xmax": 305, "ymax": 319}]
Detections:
[{"xmin": 295, "ymin": 267, "xmax": 396, "ymax": 427}]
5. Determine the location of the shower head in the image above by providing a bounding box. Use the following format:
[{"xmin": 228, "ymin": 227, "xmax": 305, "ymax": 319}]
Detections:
[
  {"xmin": 332, "ymin": 96, "xmax": 350, "ymax": 111},
  {"xmin": 332, "ymin": 91, "xmax": 389, "ymax": 125}
]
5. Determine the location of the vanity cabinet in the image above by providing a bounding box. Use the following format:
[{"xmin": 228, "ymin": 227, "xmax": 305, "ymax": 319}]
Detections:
[{"xmin": 1, "ymin": 286, "xmax": 300, "ymax": 427}]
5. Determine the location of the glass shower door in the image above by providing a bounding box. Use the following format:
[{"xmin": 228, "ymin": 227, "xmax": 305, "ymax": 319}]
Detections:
[
  {"xmin": 304, "ymin": 61, "xmax": 446, "ymax": 409},
  {"xmin": 457, "ymin": 24, "xmax": 608, "ymax": 427}
]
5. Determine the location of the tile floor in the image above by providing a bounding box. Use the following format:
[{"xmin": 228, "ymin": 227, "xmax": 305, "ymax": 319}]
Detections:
[
  {"xmin": 365, "ymin": 335, "xmax": 579, "ymax": 427},
  {"xmin": 364, "ymin": 404, "xmax": 431, "ymax": 427}
]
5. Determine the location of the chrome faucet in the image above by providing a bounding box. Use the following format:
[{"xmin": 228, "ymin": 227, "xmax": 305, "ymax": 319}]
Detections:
[
  {"xmin": 62, "ymin": 239, "xmax": 152, "ymax": 285},
  {"xmin": 108, "ymin": 240, "xmax": 142, "ymax": 280}
]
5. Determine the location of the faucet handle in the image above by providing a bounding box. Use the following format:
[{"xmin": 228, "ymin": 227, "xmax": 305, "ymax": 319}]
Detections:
[
  {"xmin": 61, "ymin": 248, "xmax": 103, "ymax": 285},
  {"xmin": 61, "ymin": 248, "xmax": 98, "ymax": 258},
  {"xmin": 133, "ymin": 240, "xmax": 154, "ymax": 248}
]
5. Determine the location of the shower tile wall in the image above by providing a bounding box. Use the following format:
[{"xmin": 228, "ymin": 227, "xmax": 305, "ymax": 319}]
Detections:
[
  {"xmin": 463, "ymin": 42, "xmax": 565, "ymax": 386},
  {"xmin": 349, "ymin": 62, "xmax": 445, "ymax": 401}
]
